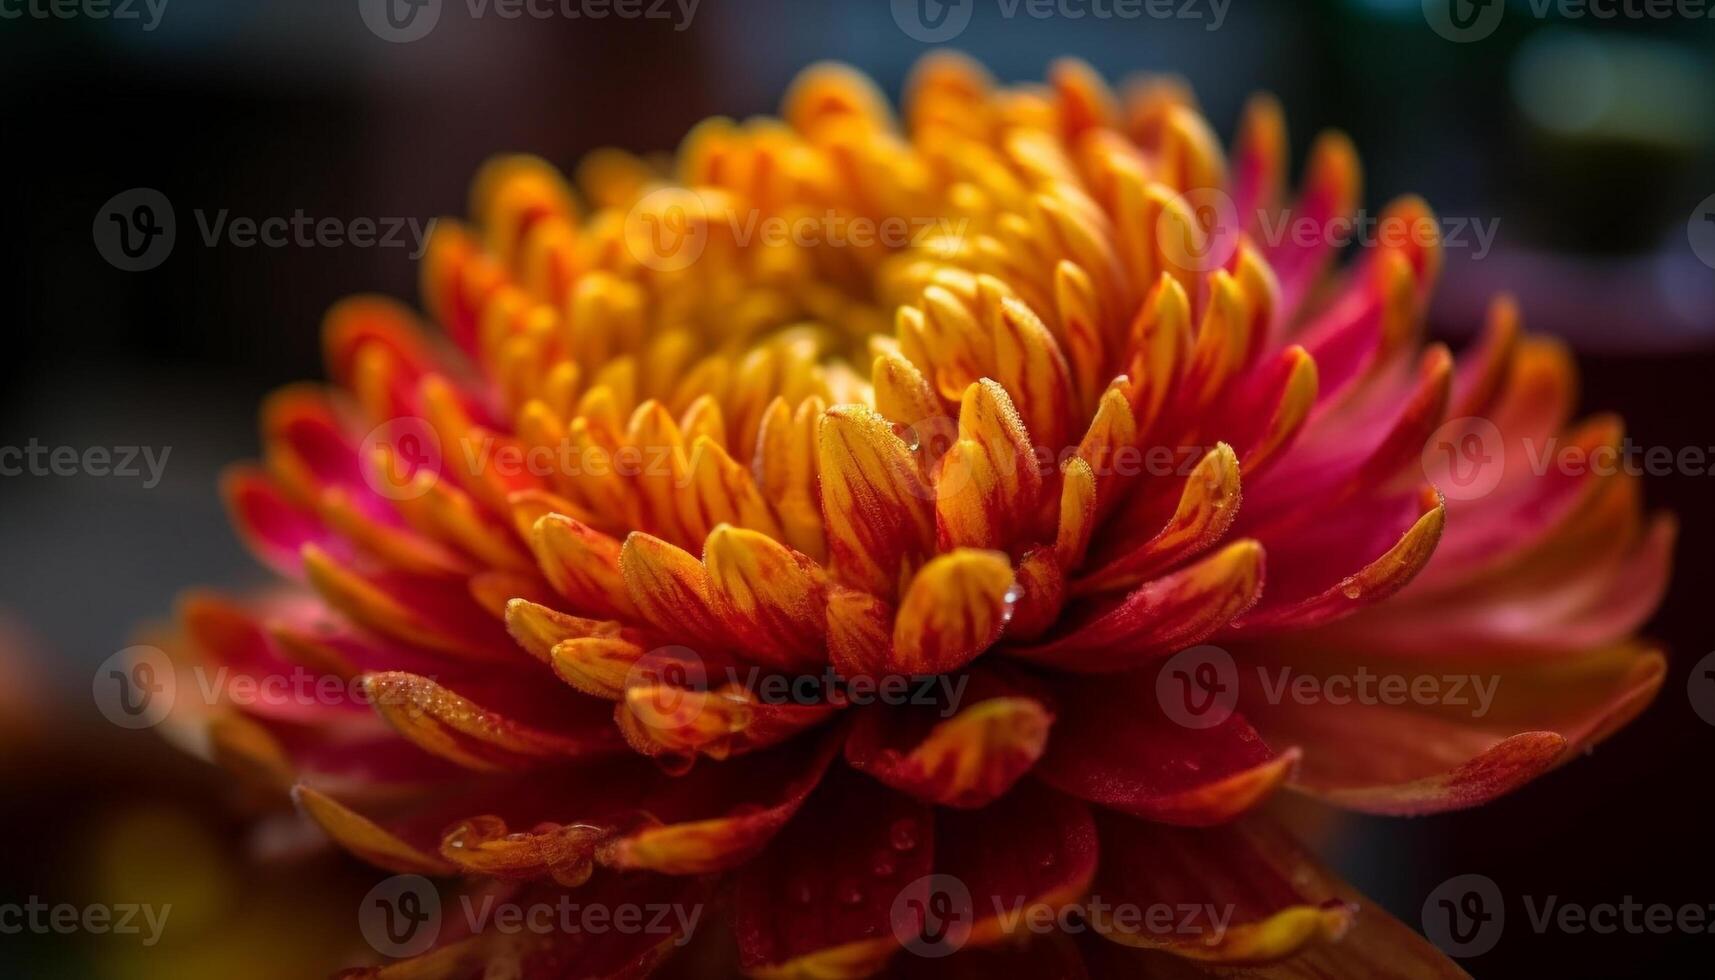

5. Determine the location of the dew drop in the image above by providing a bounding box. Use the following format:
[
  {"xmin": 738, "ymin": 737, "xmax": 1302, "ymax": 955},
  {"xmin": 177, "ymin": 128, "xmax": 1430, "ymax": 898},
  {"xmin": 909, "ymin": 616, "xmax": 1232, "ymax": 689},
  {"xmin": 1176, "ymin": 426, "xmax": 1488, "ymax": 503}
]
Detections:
[
  {"xmin": 1339, "ymin": 578, "xmax": 1363, "ymax": 600},
  {"xmin": 889, "ymin": 818, "xmax": 918, "ymax": 852},
  {"xmin": 892, "ymin": 422, "xmax": 922, "ymax": 452},
  {"xmin": 872, "ymin": 852, "xmax": 897, "ymax": 878},
  {"xmin": 657, "ymin": 751, "xmax": 696, "ymax": 777},
  {"xmin": 999, "ymin": 582, "xmax": 1024, "ymax": 625}
]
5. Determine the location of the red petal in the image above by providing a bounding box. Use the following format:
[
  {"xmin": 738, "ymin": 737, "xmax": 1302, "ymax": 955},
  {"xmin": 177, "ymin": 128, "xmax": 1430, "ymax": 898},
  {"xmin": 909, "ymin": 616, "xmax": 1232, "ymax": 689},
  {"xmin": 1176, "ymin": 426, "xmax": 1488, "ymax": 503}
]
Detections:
[
  {"xmin": 845, "ymin": 670, "xmax": 1054, "ymax": 808},
  {"xmin": 1088, "ymin": 811, "xmax": 1353, "ymax": 962},
  {"xmin": 734, "ymin": 771, "xmax": 934, "ymax": 977},
  {"xmin": 1036, "ymin": 674, "xmax": 1295, "ymax": 826},
  {"xmin": 1010, "ymin": 540, "xmax": 1263, "ymax": 673},
  {"xmin": 1240, "ymin": 642, "xmax": 1665, "ymax": 815}
]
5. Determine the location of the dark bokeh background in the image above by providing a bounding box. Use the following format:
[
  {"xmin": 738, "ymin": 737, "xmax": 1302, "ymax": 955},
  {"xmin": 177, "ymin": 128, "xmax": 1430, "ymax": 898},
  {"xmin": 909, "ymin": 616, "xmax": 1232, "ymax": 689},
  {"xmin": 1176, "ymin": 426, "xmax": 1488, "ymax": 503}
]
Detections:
[{"xmin": 3, "ymin": 0, "xmax": 1713, "ymax": 976}]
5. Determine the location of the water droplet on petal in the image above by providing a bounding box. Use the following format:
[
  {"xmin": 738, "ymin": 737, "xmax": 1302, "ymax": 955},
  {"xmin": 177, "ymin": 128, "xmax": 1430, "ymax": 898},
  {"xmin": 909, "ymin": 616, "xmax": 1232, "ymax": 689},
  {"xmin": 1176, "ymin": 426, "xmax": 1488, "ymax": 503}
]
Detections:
[
  {"xmin": 889, "ymin": 818, "xmax": 918, "ymax": 852},
  {"xmin": 893, "ymin": 422, "xmax": 922, "ymax": 452},
  {"xmin": 1000, "ymin": 582, "xmax": 1024, "ymax": 625}
]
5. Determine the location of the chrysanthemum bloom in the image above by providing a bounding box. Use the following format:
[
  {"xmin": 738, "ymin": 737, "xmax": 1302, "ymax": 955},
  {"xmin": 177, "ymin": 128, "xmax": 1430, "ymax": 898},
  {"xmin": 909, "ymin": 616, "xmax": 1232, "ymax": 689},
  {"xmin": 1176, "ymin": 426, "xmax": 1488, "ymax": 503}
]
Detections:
[{"xmin": 163, "ymin": 54, "xmax": 1673, "ymax": 977}]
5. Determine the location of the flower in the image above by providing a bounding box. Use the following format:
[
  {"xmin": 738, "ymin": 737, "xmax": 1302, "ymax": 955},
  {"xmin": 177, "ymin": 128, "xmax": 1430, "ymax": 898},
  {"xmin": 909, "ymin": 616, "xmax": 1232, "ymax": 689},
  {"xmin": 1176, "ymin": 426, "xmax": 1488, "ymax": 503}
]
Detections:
[{"xmin": 166, "ymin": 54, "xmax": 1673, "ymax": 976}]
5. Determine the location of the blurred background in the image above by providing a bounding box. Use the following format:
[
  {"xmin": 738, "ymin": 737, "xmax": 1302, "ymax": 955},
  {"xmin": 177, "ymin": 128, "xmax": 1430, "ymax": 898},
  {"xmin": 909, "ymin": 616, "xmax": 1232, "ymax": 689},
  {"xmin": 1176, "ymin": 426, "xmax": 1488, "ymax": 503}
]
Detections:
[{"xmin": 3, "ymin": 0, "xmax": 1713, "ymax": 975}]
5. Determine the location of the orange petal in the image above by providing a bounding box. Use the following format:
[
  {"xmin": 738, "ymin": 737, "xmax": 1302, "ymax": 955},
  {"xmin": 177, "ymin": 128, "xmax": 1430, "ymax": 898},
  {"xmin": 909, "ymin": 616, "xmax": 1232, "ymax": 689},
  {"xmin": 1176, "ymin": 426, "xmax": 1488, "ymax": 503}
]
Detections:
[
  {"xmin": 363, "ymin": 671, "xmax": 623, "ymax": 771},
  {"xmin": 703, "ymin": 525, "xmax": 828, "ymax": 672},
  {"xmin": 1090, "ymin": 811, "xmax": 1354, "ymax": 962},
  {"xmin": 826, "ymin": 586, "xmax": 895, "ymax": 679},
  {"xmin": 501, "ymin": 598, "xmax": 624, "ymax": 663},
  {"xmin": 818, "ymin": 405, "xmax": 936, "ymax": 599},
  {"xmin": 620, "ymin": 531, "xmax": 732, "ymax": 654},
  {"xmin": 1011, "ymin": 540, "xmax": 1263, "ymax": 672},
  {"xmin": 934, "ymin": 380, "xmax": 1043, "ymax": 552},
  {"xmin": 528, "ymin": 513, "xmax": 637, "ymax": 619},
  {"xmin": 845, "ymin": 694, "xmax": 1053, "ymax": 808},
  {"xmin": 292, "ymin": 785, "xmax": 456, "ymax": 875},
  {"xmin": 1079, "ymin": 443, "xmax": 1241, "ymax": 594},
  {"xmin": 890, "ymin": 550, "xmax": 1017, "ymax": 675},
  {"xmin": 301, "ymin": 546, "xmax": 517, "ymax": 664}
]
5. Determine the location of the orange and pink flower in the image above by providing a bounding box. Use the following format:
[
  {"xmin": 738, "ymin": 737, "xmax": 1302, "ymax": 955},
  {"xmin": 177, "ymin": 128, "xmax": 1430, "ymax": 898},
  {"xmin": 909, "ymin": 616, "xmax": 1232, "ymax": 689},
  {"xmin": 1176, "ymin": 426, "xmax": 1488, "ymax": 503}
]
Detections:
[{"xmin": 161, "ymin": 54, "xmax": 1673, "ymax": 977}]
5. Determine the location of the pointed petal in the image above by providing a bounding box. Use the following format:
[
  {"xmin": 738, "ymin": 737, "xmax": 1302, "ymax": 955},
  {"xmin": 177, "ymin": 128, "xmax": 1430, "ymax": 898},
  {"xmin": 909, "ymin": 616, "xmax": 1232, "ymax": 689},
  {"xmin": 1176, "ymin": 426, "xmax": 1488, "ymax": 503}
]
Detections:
[
  {"xmin": 703, "ymin": 525, "xmax": 829, "ymax": 672},
  {"xmin": 363, "ymin": 671, "xmax": 625, "ymax": 771},
  {"xmin": 891, "ymin": 549, "xmax": 1017, "ymax": 675},
  {"xmin": 1011, "ymin": 540, "xmax": 1263, "ymax": 672},
  {"xmin": 818, "ymin": 405, "xmax": 936, "ymax": 599},
  {"xmin": 528, "ymin": 513, "xmax": 638, "ymax": 620},
  {"xmin": 935, "ymin": 380, "xmax": 1043, "ymax": 552},
  {"xmin": 1037, "ymin": 674, "xmax": 1296, "ymax": 825},
  {"xmin": 1090, "ymin": 811, "xmax": 1354, "ymax": 962},
  {"xmin": 734, "ymin": 772, "xmax": 934, "ymax": 978},
  {"xmin": 845, "ymin": 671, "xmax": 1054, "ymax": 808}
]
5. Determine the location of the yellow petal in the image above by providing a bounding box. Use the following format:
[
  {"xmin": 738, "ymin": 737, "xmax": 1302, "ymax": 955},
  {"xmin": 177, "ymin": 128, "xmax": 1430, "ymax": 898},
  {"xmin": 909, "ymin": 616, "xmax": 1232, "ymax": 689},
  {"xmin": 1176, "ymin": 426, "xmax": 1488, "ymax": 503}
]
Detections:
[{"xmin": 891, "ymin": 549, "xmax": 1016, "ymax": 674}]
